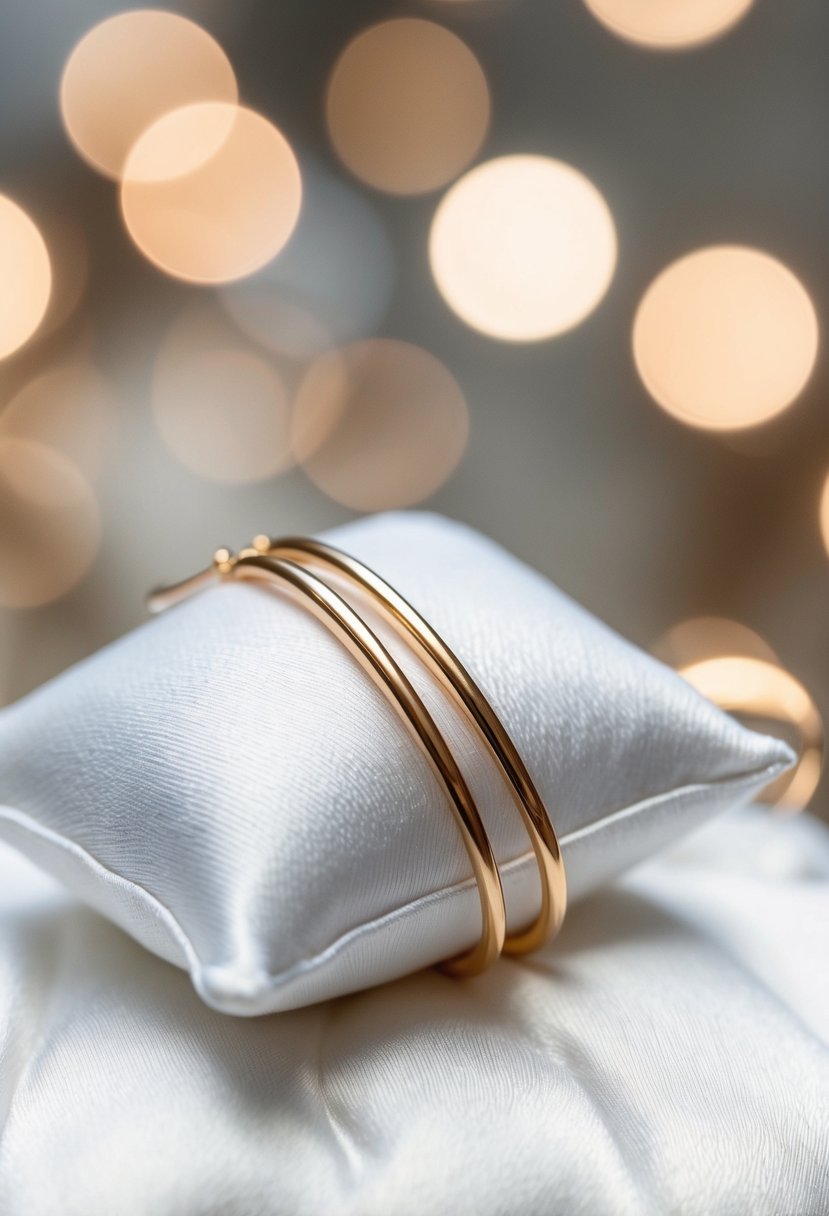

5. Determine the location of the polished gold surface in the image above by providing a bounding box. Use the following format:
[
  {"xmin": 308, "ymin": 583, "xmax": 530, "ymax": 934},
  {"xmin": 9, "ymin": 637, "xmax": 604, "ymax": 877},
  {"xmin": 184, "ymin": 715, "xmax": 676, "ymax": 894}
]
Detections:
[
  {"xmin": 255, "ymin": 534, "xmax": 567, "ymax": 953},
  {"xmin": 149, "ymin": 545, "xmax": 507, "ymax": 976}
]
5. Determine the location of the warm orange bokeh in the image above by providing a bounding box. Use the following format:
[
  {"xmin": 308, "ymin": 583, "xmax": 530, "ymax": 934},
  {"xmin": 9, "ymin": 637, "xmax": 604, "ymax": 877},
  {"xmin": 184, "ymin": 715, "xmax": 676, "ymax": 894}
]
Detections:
[
  {"xmin": 121, "ymin": 103, "xmax": 301, "ymax": 284},
  {"xmin": 583, "ymin": 0, "xmax": 755, "ymax": 49},
  {"xmin": 293, "ymin": 339, "xmax": 469, "ymax": 509},
  {"xmin": 327, "ymin": 18, "xmax": 489, "ymax": 195},
  {"xmin": 653, "ymin": 616, "xmax": 778, "ymax": 668},
  {"xmin": 60, "ymin": 10, "xmax": 237, "ymax": 179},
  {"xmin": 633, "ymin": 247, "xmax": 818, "ymax": 431},
  {"xmin": 680, "ymin": 654, "xmax": 823, "ymax": 811},
  {"xmin": 0, "ymin": 196, "xmax": 51, "ymax": 361},
  {"xmin": 0, "ymin": 439, "xmax": 101, "ymax": 609},
  {"xmin": 1, "ymin": 363, "xmax": 114, "ymax": 478},
  {"xmin": 152, "ymin": 308, "xmax": 293, "ymax": 484}
]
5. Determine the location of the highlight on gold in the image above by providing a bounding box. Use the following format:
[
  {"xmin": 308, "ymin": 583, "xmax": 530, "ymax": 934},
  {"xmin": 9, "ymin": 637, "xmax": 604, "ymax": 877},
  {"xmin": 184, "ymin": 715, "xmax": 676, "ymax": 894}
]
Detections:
[
  {"xmin": 0, "ymin": 438, "xmax": 101, "ymax": 609},
  {"xmin": 326, "ymin": 18, "xmax": 490, "ymax": 195},
  {"xmin": 293, "ymin": 338, "xmax": 469, "ymax": 509},
  {"xmin": 583, "ymin": 0, "xmax": 755, "ymax": 49},
  {"xmin": 121, "ymin": 102, "xmax": 302, "ymax": 284},
  {"xmin": 633, "ymin": 247, "xmax": 818, "ymax": 431},
  {"xmin": 0, "ymin": 195, "xmax": 52, "ymax": 360},
  {"xmin": 656, "ymin": 617, "xmax": 823, "ymax": 813},
  {"xmin": 152, "ymin": 308, "xmax": 293, "ymax": 485},
  {"xmin": 821, "ymin": 473, "xmax": 829, "ymax": 560},
  {"xmin": 60, "ymin": 10, "xmax": 237, "ymax": 179},
  {"xmin": 429, "ymin": 155, "xmax": 617, "ymax": 341}
]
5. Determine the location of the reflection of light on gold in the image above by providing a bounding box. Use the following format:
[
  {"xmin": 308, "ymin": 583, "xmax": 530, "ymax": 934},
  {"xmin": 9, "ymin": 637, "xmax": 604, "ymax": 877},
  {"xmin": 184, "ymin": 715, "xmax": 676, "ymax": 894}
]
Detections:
[
  {"xmin": 680, "ymin": 655, "xmax": 823, "ymax": 812},
  {"xmin": 293, "ymin": 339, "xmax": 469, "ymax": 509},
  {"xmin": 0, "ymin": 196, "xmax": 52, "ymax": 360},
  {"xmin": 121, "ymin": 103, "xmax": 302, "ymax": 284},
  {"xmin": 653, "ymin": 615, "xmax": 777, "ymax": 668},
  {"xmin": 429, "ymin": 155, "xmax": 616, "ymax": 341},
  {"xmin": 584, "ymin": 0, "xmax": 754, "ymax": 48},
  {"xmin": 153, "ymin": 309, "xmax": 293, "ymax": 484},
  {"xmin": 326, "ymin": 18, "xmax": 489, "ymax": 195},
  {"xmin": 1, "ymin": 364, "xmax": 114, "ymax": 479},
  {"xmin": 60, "ymin": 11, "xmax": 237, "ymax": 179},
  {"xmin": 820, "ymin": 473, "xmax": 829, "ymax": 560},
  {"xmin": 0, "ymin": 439, "xmax": 101, "ymax": 609},
  {"xmin": 633, "ymin": 247, "xmax": 818, "ymax": 431}
]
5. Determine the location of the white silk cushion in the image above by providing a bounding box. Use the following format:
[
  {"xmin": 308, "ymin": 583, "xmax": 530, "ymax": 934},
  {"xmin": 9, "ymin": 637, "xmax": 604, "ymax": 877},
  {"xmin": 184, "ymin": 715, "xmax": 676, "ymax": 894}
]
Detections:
[
  {"xmin": 0, "ymin": 511, "xmax": 792, "ymax": 1014},
  {"xmin": 1, "ymin": 807, "xmax": 827, "ymax": 1215}
]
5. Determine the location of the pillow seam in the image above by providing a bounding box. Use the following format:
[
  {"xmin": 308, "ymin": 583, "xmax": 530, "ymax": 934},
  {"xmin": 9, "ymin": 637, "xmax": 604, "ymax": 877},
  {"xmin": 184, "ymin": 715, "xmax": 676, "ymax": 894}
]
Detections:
[{"xmin": 0, "ymin": 757, "xmax": 789, "ymax": 1005}]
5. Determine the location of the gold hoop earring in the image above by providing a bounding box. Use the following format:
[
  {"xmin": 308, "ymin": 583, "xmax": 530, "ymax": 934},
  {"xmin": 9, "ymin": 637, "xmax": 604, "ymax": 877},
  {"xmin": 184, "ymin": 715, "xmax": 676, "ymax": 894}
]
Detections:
[
  {"xmin": 254, "ymin": 535, "xmax": 566, "ymax": 953},
  {"xmin": 149, "ymin": 546, "xmax": 507, "ymax": 976}
]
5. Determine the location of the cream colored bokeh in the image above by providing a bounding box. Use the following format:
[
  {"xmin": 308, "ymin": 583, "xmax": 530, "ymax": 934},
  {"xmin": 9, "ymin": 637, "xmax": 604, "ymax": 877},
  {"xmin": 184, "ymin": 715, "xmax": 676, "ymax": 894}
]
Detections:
[
  {"xmin": 680, "ymin": 655, "xmax": 823, "ymax": 812},
  {"xmin": 326, "ymin": 18, "xmax": 489, "ymax": 195},
  {"xmin": 293, "ymin": 339, "xmax": 469, "ymax": 509},
  {"xmin": 583, "ymin": 0, "xmax": 754, "ymax": 49},
  {"xmin": 121, "ymin": 103, "xmax": 302, "ymax": 284},
  {"xmin": 657, "ymin": 617, "xmax": 824, "ymax": 812},
  {"xmin": 429, "ymin": 155, "xmax": 616, "ymax": 341},
  {"xmin": 820, "ymin": 473, "xmax": 829, "ymax": 560},
  {"xmin": 1, "ymin": 363, "xmax": 114, "ymax": 479},
  {"xmin": 60, "ymin": 10, "xmax": 237, "ymax": 179},
  {"xmin": 633, "ymin": 247, "xmax": 818, "ymax": 431},
  {"xmin": 0, "ymin": 196, "xmax": 51, "ymax": 360},
  {"xmin": 153, "ymin": 309, "xmax": 293, "ymax": 484},
  {"xmin": 32, "ymin": 213, "xmax": 89, "ymax": 342},
  {"xmin": 653, "ymin": 615, "xmax": 777, "ymax": 668},
  {"xmin": 0, "ymin": 439, "xmax": 101, "ymax": 608}
]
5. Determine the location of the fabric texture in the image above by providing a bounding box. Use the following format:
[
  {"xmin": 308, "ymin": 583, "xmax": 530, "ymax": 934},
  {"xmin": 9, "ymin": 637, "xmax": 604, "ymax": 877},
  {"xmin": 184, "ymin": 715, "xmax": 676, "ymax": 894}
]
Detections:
[
  {"xmin": 0, "ymin": 511, "xmax": 792, "ymax": 1013},
  {"xmin": 0, "ymin": 806, "xmax": 827, "ymax": 1215}
]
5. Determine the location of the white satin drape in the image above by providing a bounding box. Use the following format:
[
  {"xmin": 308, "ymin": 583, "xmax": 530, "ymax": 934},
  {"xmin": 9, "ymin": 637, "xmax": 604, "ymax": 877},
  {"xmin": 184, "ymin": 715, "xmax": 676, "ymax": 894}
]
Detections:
[{"xmin": 1, "ymin": 805, "xmax": 828, "ymax": 1215}]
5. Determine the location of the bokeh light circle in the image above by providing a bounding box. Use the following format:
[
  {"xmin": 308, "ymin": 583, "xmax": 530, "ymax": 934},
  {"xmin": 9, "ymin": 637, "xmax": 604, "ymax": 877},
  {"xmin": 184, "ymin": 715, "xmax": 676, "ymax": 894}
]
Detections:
[
  {"xmin": 60, "ymin": 10, "xmax": 237, "ymax": 179},
  {"xmin": 0, "ymin": 196, "xmax": 52, "ymax": 360},
  {"xmin": 633, "ymin": 247, "xmax": 818, "ymax": 431},
  {"xmin": 680, "ymin": 654, "xmax": 823, "ymax": 812},
  {"xmin": 293, "ymin": 339, "xmax": 469, "ymax": 509},
  {"xmin": 653, "ymin": 615, "xmax": 778, "ymax": 668},
  {"xmin": 24, "ymin": 210, "xmax": 89, "ymax": 344},
  {"xmin": 0, "ymin": 438, "xmax": 101, "ymax": 608},
  {"xmin": 583, "ymin": 0, "xmax": 754, "ymax": 49},
  {"xmin": 820, "ymin": 473, "xmax": 829, "ymax": 560},
  {"xmin": 429, "ymin": 155, "xmax": 617, "ymax": 341},
  {"xmin": 326, "ymin": 18, "xmax": 490, "ymax": 195},
  {"xmin": 1, "ymin": 363, "xmax": 114, "ymax": 478},
  {"xmin": 153, "ymin": 310, "xmax": 293, "ymax": 484},
  {"xmin": 220, "ymin": 157, "xmax": 395, "ymax": 359},
  {"xmin": 121, "ymin": 103, "xmax": 302, "ymax": 284}
]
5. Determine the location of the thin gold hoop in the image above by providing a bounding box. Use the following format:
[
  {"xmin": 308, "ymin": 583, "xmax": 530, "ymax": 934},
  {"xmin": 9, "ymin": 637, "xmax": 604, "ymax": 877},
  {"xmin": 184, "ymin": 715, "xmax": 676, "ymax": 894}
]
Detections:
[
  {"xmin": 149, "ymin": 547, "xmax": 507, "ymax": 976},
  {"xmin": 256, "ymin": 535, "xmax": 566, "ymax": 953}
]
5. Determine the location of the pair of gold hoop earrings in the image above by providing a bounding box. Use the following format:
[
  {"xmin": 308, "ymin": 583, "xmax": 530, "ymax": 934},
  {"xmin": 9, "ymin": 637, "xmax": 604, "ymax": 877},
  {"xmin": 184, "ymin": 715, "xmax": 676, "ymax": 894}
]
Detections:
[{"xmin": 148, "ymin": 535, "xmax": 567, "ymax": 976}]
